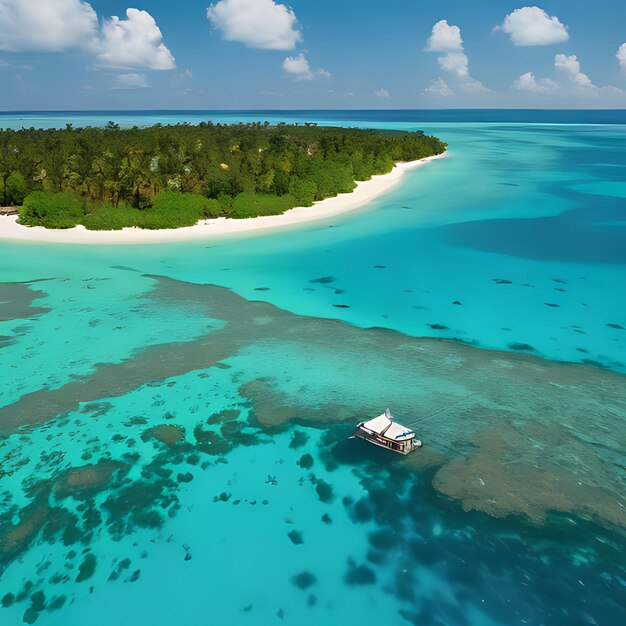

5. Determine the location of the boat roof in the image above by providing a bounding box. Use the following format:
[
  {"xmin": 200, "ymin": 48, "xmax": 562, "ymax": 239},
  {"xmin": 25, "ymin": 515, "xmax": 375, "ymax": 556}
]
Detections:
[{"xmin": 362, "ymin": 412, "xmax": 415, "ymax": 441}]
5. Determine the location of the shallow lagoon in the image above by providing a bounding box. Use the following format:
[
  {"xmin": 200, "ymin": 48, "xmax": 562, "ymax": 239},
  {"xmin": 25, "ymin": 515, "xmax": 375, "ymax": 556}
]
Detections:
[{"xmin": 0, "ymin": 112, "xmax": 625, "ymax": 625}]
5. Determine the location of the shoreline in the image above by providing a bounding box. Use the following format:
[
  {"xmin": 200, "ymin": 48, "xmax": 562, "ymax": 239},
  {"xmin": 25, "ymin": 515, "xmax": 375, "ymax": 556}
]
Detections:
[{"xmin": 0, "ymin": 152, "xmax": 446, "ymax": 246}]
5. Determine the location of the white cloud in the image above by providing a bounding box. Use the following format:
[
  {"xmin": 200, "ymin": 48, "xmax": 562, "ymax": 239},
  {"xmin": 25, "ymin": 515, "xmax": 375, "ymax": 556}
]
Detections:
[
  {"xmin": 282, "ymin": 53, "xmax": 312, "ymax": 80},
  {"xmin": 554, "ymin": 54, "xmax": 595, "ymax": 89},
  {"xmin": 549, "ymin": 54, "xmax": 624, "ymax": 98},
  {"xmin": 617, "ymin": 44, "xmax": 626, "ymax": 71},
  {"xmin": 462, "ymin": 77, "xmax": 488, "ymax": 92},
  {"xmin": 423, "ymin": 78, "xmax": 455, "ymax": 97},
  {"xmin": 374, "ymin": 88, "xmax": 390, "ymax": 98},
  {"xmin": 207, "ymin": 0, "xmax": 301, "ymax": 50},
  {"xmin": 281, "ymin": 53, "xmax": 329, "ymax": 81},
  {"xmin": 514, "ymin": 71, "xmax": 559, "ymax": 93},
  {"xmin": 437, "ymin": 51, "xmax": 468, "ymax": 78},
  {"xmin": 96, "ymin": 9, "xmax": 175, "ymax": 70},
  {"xmin": 426, "ymin": 19, "xmax": 463, "ymax": 53},
  {"xmin": 496, "ymin": 6, "xmax": 568, "ymax": 46},
  {"xmin": 425, "ymin": 20, "xmax": 485, "ymax": 90},
  {"xmin": 0, "ymin": 0, "xmax": 98, "ymax": 52},
  {"xmin": 0, "ymin": 3, "xmax": 176, "ymax": 75},
  {"xmin": 112, "ymin": 73, "xmax": 149, "ymax": 90}
]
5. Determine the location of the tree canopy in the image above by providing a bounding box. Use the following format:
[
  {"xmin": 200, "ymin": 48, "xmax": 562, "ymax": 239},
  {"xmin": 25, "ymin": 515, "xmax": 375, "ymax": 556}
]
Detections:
[{"xmin": 0, "ymin": 122, "xmax": 446, "ymax": 230}]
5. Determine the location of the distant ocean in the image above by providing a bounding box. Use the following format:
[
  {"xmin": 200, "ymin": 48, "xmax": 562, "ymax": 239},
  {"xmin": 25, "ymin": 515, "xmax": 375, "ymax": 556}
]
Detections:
[
  {"xmin": 1, "ymin": 110, "xmax": 625, "ymax": 626},
  {"xmin": 1, "ymin": 108, "xmax": 626, "ymax": 129}
]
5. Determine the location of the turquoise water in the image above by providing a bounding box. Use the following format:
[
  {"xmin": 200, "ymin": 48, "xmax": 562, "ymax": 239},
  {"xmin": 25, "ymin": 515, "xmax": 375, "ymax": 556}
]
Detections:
[{"xmin": 1, "ymin": 112, "xmax": 625, "ymax": 625}]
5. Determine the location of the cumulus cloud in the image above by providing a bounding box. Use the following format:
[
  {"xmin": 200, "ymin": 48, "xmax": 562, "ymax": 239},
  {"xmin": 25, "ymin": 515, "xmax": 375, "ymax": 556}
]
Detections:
[
  {"xmin": 374, "ymin": 88, "xmax": 390, "ymax": 98},
  {"xmin": 537, "ymin": 54, "xmax": 624, "ymax": 98},
  {"xmin": 282, "ymin": 53, "xmax": 312, "ymax": 80},
  {"xmin": 96, "ymin": 9, "xmax": 175, "ymax": 70},
  {"xmin": 112, "ymin": 72, "xmax": 149, "ymax": 90},
  {"xmin": 496, "ymin": 6, "xmax": 568, "ymax": 46},
  {"xmin": 0, "ymin": 3, "xmax": 176, "ymax": 74},
  {"xmin": 281, "ymin": 53, "xmax": 329, "ymax": 81},
  {"xmin": 207, "ymin": 0, "xmax": 301, "ymax": 50},
  {"xmin": 437, "ymin": 51, "xmax": 469, "ymax": 78},
  {"xmin": 425, "ymin": 20, "xmax": 485, "ymax": 91},
  {"xmin": 422, "ymin": 77, "xmax": 455, "ymax": 97},
  {"xmin": 554, "ymin": 54, "xmax": 595, "ymax": 89},
  {"xmin": 426, "ymin": 19, "xmax": 463, "ymax": 53},
  {"xmin": 426, "ymin": 21, "xmax": 468, "ymax": 79},
  {"xmin": 514, "ymin": 71, "xmax": 559, "ymax": 93},
  {"xmin": 0, "ymin": 0, "xmax": 98, "ymax": 52},
  {"xmin": 617, "ymin": 44, "xmax": 626, "ymax": 70}
]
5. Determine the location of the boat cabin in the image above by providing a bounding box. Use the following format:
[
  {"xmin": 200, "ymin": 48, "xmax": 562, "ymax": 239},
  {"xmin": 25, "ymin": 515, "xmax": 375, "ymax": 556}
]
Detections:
[{"xmin": 353, "ymin": 409, "xmax": 422, "ymax": 455}]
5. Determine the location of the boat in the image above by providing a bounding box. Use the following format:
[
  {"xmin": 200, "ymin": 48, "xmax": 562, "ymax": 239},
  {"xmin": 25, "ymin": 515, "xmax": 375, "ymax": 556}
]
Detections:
[{"xmin": 353, "ymin": 409, "xmax": 422, "ymax": 455}]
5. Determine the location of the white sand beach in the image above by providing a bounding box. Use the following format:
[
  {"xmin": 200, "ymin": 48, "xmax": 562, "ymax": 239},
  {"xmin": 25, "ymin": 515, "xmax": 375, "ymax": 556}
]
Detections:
[{"xmin": 0, "ymin": 152, "xmax": 446, "ymax": 246}]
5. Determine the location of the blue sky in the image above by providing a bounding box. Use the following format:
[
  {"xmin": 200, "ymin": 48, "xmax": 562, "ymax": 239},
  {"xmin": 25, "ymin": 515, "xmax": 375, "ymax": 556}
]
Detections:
[{"xmin": 0, "ymin": 0, "xmax": 625, "ymax": 110}]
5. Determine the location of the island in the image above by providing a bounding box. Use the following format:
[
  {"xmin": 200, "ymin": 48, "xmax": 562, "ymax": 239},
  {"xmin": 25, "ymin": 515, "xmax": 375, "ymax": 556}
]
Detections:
[{"xmin": 0, "ymin": 122, "xmax": 446, "ymax": 235}]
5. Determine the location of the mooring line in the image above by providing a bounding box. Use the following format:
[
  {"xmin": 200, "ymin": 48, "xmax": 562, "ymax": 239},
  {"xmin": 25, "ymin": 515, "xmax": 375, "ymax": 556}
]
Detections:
[{"xmin": 406, "ymin": 392, "xmax": 480, "ymax": 427}]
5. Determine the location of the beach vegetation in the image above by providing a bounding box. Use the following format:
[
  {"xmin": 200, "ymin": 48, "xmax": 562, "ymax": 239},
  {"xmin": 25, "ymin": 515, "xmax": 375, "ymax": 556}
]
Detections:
[
  {"xmin": 0, "ymin": 123, "xmax": 446, "ymax": 229},
  {"xmin": 1, "ymin": 171, "xmax": 28, "ymax": 206},
  {"xmin": 20, "ymin": 192, "xmax": 84, "ymax": 229}
]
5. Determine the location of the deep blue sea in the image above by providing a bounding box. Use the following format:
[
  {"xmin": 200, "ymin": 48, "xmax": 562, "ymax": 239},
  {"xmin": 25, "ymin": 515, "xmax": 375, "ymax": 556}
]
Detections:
[{"xmin": 0, "ymin": 110, "xmax": 625, "ymax": 626}]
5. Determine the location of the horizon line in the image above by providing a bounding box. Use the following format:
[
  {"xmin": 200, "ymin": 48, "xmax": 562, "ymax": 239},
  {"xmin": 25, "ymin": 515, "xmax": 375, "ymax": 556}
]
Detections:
[{"xmin": 1, "ymin": 107, "xmax": 626, "ymax": 114}]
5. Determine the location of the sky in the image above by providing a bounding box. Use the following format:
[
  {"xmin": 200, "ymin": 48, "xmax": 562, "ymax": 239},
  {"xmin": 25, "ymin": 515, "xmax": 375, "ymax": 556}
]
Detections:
[{"xmin": 0, "ymin": 0, "xmax": 625, "ymax": 110}]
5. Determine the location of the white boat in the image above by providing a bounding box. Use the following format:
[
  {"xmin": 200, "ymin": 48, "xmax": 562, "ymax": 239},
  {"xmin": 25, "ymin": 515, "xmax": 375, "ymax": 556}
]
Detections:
[{"xmin": 353, "ymin": 409, "xmax": 422, "ymax": 455}]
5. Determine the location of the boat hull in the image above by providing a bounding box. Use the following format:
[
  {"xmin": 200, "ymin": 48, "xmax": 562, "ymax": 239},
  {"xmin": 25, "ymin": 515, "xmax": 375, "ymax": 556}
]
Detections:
[{"xmin": 353, "ymin": 425, "xmax": 420, "ymax": 455}]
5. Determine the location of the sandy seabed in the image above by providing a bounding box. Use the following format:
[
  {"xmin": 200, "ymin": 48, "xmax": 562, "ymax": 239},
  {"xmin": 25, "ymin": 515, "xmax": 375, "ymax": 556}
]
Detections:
[{"xmin": 0, "ymin": 152, "xmax": 446, "ymax": 246}]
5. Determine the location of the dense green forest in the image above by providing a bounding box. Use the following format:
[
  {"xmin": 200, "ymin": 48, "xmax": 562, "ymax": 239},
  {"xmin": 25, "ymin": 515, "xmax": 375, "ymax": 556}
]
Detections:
[{"xmin": 0, "ymin": 122, "xmax": 446, "ymax": 230}]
